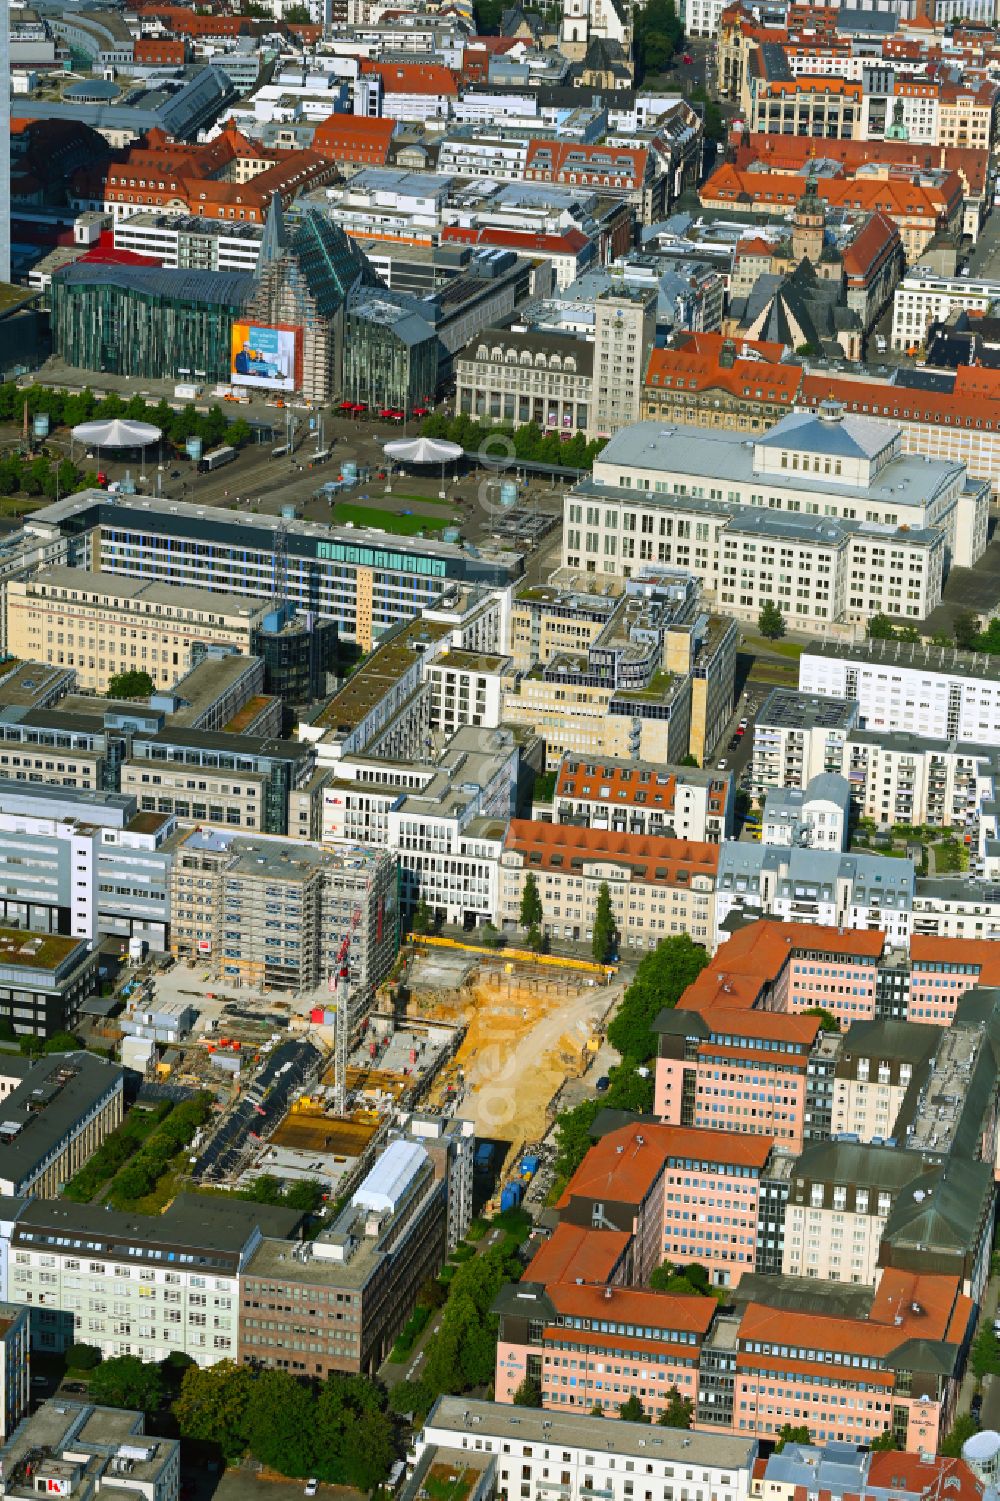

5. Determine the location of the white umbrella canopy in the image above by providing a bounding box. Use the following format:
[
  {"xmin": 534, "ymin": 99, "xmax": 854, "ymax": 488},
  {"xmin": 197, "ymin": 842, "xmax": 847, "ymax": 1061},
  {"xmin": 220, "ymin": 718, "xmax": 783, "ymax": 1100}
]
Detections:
[
  {"xmin": 71, "ymin": 418, "xmax": 162, "ymax": 447},
  {"xmin": 382, "ymin": 436, "xmax": 463, "ymax": 465}
]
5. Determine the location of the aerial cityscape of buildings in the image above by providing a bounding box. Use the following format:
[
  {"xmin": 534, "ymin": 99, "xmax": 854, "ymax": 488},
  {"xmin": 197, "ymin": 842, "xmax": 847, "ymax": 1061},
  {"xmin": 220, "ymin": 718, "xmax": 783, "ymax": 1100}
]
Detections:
[{"xmin": 5, "ymin": 0, "xmax": 1000, "ymax": 1495}]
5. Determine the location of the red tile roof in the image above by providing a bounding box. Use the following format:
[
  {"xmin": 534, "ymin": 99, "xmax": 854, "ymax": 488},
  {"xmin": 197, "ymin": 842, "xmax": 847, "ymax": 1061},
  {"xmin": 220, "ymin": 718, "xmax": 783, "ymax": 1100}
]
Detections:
[
  {"xmin": 547, "ymin": 1281, "xmax": 716, "ymax": 1335},
  {"xmin": 359, "ymin": 60, "xmax": 458, "ymax": 95},
  {"xmin": 554, "ymin": 756, "xmax": 731, "ymax": 816},
  {"xmin": 866, "ymin": 1453, "xmax": 982, "ymax": 1501},
  {"xmin": 311, "ymin": 114, "xmax": 396, "ymax": 166},
  {"xmin": 440, "ymin": 225, "xmax": 590, "ymax": 255},
  {"xmin": 799, "ymin": 372, "xmax": 1000, "ymax": 434},
  {"xmin": 524, "ymin": 1223, "xmax": 631, "ymax": 1286},
  {"xmin": 504, "ymin": 819, "xmax": 720, "ymax": 887}
]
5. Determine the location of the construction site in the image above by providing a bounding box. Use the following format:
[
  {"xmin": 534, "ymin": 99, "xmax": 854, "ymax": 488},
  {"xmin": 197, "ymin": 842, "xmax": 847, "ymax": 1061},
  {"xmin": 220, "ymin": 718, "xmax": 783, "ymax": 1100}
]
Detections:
[
  {"xmin": 403, "ymin": 942, "xmax": 622, "ymax": 1180},
  {"xmin": 102, "ymin": 933, "xmax": 621, "ymax": 1210}
]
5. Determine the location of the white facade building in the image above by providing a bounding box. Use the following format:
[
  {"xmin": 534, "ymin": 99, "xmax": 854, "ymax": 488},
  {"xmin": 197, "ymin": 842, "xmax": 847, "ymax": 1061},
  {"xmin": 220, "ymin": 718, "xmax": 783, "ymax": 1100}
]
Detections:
[
  {"xmin": 413, "ymin": 1397, "xmax": 757, "ymax": 1501},
  {"xmin": 890, "ymin": 267, "xmax": 1000, "ymax": 352},
  {"xmin": 714, "ymin": 843, "xmax": 914, "ymax": 949},
  {"xmin": 561, "ymin": 403, "xmax": 987, "ymax": 629},
  {"xmin": 799, "ymin": 640, "xmax": 1000, "ymax": 747}
]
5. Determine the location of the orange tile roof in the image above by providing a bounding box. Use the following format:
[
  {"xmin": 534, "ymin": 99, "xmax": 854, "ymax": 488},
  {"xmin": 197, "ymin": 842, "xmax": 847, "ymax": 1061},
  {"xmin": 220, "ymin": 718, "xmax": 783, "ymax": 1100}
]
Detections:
[
  {"xmin": 524, "ymin": 1223, "xmax": 631, "ymax": 1286},
  {"xmin": 644, "ymin": 346, "xmax": 803, "ymax": 407},
  {"xmin": 703, "ymin": 163, "xmax": 959, "ymax": 221},
  {"xmin": 799, "ymin": 372, "xmax": 1000, "ymax": 432},
  {"xmin": 656, "ymin": 1124, "xmax": 775, "ymax": 1168},
  {"xmin": 548, "ymin": 1281, "xmax": 716, "ymax": 1334},
  {"xmin": 761, "ymin": 77, "xmax": 862, "ymax": 96},
  {"xmin": 557, "ymin": 1124, "xmax": 671, "ymax": 1208},
  {"xmin": 524, "ymin": 139, "xmax": 650, "ymax": 186},
  {"xmin": 312, "ymin": 114, "xmax": 396, "ymax": 165},
  {"xmin": 678, "ymin": 330, "xmax": 789, "ymax": 363},
  {"xmin": 841, "ymin": 212, "xmax": 901, "ymax": 281},
  {"xmin": 673, "ymin": 922, "xmax": 883, "ymax": 1040},
  {"xmin": 554, "ymin": 756, "xmax": 731, "ymax": 816},
  {"xmin": 360, "ymin": 59, "xmax": 458, "ymax": 95},
  {"xmin": 740, "ymin": 1271, "xmax": 970, "ymax": 1366},
  {"xmin": 559, "ymin": 1125, "xmax": 775, "ymax": 1216},
  {"xmin": 866, "ymin": 1453, "xmax": 982, "ymax": 1501},
  {"xmin": 735, "ymin": 132, "xmax": 988, "ymax": 196},
  {"xmin": 909, "ymin": 935, "xmax": 1000, "ymax": 982},
  {"xmin": 504, "ymin": 819, "xmax": 720, "ymax": 886}
]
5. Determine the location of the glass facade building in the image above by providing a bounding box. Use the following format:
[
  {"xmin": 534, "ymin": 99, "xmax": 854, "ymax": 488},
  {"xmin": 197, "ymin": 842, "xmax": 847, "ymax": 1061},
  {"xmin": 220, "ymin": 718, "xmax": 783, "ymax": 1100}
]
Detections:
[
  {"xmin": 343, "ymin": 296, "xmax": 439, "ymax": 414},
  {"xmin": 51, "ymin": 264, "xmax": 252, "ymax": 380}
]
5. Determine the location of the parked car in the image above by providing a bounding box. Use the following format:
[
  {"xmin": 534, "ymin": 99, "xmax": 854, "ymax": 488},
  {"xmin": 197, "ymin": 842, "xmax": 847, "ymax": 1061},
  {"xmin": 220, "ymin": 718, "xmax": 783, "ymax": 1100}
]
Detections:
[
  {"xmin": 305, "ymin": 1480, "xmax": 319, "ymax": 1496},
  {"xmin": 595, "ymin": 1076, "xmax": 610, "ymax": 1092}
]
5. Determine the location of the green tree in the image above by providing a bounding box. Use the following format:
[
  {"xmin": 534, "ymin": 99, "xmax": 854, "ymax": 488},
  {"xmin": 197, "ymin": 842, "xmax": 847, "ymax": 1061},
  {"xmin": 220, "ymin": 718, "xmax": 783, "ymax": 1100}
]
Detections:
[
  {"xmin": 954, "ymin": 610, "xmax": 980, "ymax": 652},
  {"xmin": 618, "ymin": 1395, "xmax": 649, "ymax": 1423},
  {"xmin": 520, "ymin": 871, "xmax": 543, "ymax": 929},
  {"xmin": 869, "ymin": 1429, "xmax": 898, "ymax": 1451},
  {"xmin": 679, "ymin": 753, "xmax": 699, "ymax": 768},
  {"xmin": 89, "ymin": 1355, "xmax": 164, "ymax": 1413},
  {"xmin": 607, "ymin": 933, "xmax": 709, "ymax": 1062},
  {"xmin": 658, "ymin": 1386, "xmax": 694, "ymax": 1428},
  {"xmin": 246, "ymin": 1369, "xmax": 316, "ymax": 1478},
  {"xmin": 592, "ymin": 881, "xmax": 616, "ymax": 964},
  {"xmin": 66, "ymin": 1343, "xmax": 102, "ymax": 1372},
  {"xmin": 803, "ymin": 1007, "xmax": 840, "ymax": 1033},
  {"xmin": 43, "ymin": 1030, "xmax": 82, "ymax": 1054},
  {"xmin": 649, "ymin": 1262, "xmax": 714, "ymax": 1297},
  {"xmin": 107, "ymin": 669, "xmax": 154, "ymax": 700},
  {"xmin": 173, "ymin": 1359, "xmax": 256, "ymax": 1463},
  {"xmin": 312, "ymin": 1373, "xmax": 394, "ymax": 1490},
  {"xmin": 527, "ymin": 923, "xmax": 545, "ymax": 954},
  {"xmin": 418, "ymin": 1275, "xmax": 448, "ymax": 1311},
  {"xmin": 552, "ymin": 1098, "xmax": 602, "ymax": 1185},
  {"xmin": 590, "ymin": 1402, "xmax": 604, "ymax": 1416},
  {"xmin": 940, "ymin": 1413, "xmax": 977, "ymax": 1457},
  {"xmin": 758, "ymin": 600, "xmax": 786, "ymax": 640},
  {"xmin": 282, "ymin": 1178, "xmax": 325, "ymax": 1212},
  {"xmin": 775, "ymin": 1424, "xmax": 811, "ymax": 1452},
  {"xmin": 388, "ymin": 1377, "xmax": 434, "ymax": 1418},
  {"xmin": 513, "ymin": 1375, "xmax": 543, "ymax": 1407},
  {"xmin": 412, "ymin": 896, "xmax": 432, "ymax": 935},
  {"xmin": 972, "ymin": 1324, "xmax": 1000, "ymax": 1379},
  {"xmin": 868, "ymin": 613, "xmax": 900, "ymax": 640}
]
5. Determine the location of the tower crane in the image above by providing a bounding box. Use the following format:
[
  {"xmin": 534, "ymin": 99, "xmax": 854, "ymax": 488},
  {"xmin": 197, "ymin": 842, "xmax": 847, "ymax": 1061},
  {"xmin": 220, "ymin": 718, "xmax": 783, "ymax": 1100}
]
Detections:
[{"xmin": 332, "ymin": 905, "xmax": 362, "ymax": 1114}]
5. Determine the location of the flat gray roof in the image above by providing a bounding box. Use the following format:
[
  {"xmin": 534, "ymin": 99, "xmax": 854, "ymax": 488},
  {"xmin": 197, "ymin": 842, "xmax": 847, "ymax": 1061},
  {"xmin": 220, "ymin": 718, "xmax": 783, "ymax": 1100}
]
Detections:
[
  {"xmin": 29, "ymin": 566, "xmax": 267, "ymax": 620},
  {"xmin": 757, "ymin": 687, "xmax": 858, "ymax": 730},
  {"xmin": 595, "ymin": 419, "xmax": 962, "ymax": 510},
  {"xmin": 425, "ymin": 1396, "xmax": 757, "ymax": 1469},
  {"xmin": 801, "ymin": 638, "xmax": 1000, "ymax": 683}
]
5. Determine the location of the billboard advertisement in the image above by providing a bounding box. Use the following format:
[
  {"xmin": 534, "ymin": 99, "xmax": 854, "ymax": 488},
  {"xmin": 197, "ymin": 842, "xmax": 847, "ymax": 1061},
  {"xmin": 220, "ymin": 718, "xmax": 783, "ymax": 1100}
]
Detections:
[{"xmin": 230, "ymin": 322, "xmax": 296, "ymax": 391}]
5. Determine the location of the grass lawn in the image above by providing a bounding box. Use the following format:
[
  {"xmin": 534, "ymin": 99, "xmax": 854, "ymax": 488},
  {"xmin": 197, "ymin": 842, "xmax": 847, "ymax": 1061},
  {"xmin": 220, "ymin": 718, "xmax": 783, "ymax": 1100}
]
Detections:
[
  {"xmin": 744, "ymin": 633, "xmax": 806, "ymax": 660},
  {"xmin": 62, "ymin": 1103, "xmax": 171, "ymax": 1203},
  {"xmin": 934, "ymin": 839, "xmax": 969, "ymax": 874},
  {"xmin": 385, "ymin": 492, "xmax": 456, "ymax": 508},
  {"xmin": 332, "ymin": 501, "xmax": 452, "ymax": 534},
  {"xmin": 0, "ymin": 497, "xmax": 47, "ymax": 517}
]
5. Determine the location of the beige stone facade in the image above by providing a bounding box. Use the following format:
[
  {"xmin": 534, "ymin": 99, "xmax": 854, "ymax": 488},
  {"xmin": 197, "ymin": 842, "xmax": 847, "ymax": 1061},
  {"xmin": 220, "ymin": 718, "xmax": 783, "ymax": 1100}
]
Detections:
[{"xmin": 6, "ymin": 567, "xmax": 266, "ymax": 693}]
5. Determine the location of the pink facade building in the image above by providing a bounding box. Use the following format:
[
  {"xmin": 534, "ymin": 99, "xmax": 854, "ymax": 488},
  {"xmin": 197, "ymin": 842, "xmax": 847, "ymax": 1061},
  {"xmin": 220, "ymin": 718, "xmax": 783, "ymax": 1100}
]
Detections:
[{"xmin": 494, "ymin": 1280, "xmax": 715, "ymax": 1417}]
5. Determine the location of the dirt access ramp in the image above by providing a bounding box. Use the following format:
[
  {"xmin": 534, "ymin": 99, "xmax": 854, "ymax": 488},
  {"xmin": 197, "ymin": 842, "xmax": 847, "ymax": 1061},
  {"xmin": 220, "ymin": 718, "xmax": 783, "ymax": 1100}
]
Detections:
[{"xmin": 410, "ymin": 952, "xmax": 620, "ymax": 1149}]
